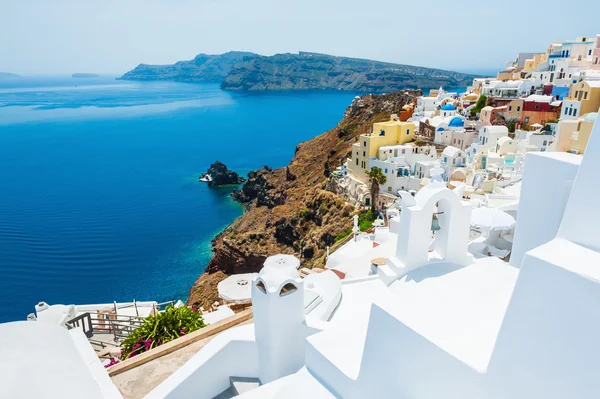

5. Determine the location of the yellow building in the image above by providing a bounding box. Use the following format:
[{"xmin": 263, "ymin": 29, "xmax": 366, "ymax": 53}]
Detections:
[
  {"xmin": 568, "ymin": 80, "xmax": 600, "ymax": 115},
  {"xmin": 554, "ymin": 113, "xmax": 598, "ymax": 154},
  {"xmin": 504, "ymin": 99, "xmax": 524, "ymax": 121},
  {"xmin": 523, "ymin": 53, "xmax": 547, "ymax": 72},
  {"xmin": 570, "ymin": 114, "xmax": 597, "ymax": 154},
  {"xmin": 348, "ymin": 121, "xmax": 415, "ymax": 182}
]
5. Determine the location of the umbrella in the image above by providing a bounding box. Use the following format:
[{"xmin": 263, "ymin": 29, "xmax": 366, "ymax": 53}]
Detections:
[
  {"xmin": 531, "ymin": 123, "xmax": 543, "ymax": 129},
  {"xmin": 263, "ymin": 254, "xmax": 301, "ymax": 270},
  {"xmin": 471, "ymin": 207, "xmax": 516, "ymax": 231},
  {"xmin": 217, "ymin": 273, "xmax": 258, "ymax": 304}
]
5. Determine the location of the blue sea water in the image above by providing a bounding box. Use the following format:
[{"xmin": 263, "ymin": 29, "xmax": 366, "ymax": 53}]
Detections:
[{"xmin": 0, "ymin": 76, "xmax": 358, "ymax": 322}]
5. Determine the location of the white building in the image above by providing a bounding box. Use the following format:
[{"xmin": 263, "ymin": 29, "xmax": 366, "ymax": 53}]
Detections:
[
  {"xmin": 440, "ymin": 146, "xmax": 467, "ymax": 181},
  {"xmin": 477, "ymin": 125, "xmax": 509, "ymax": 151},
  {"xmin": 370, "ymin": 143, "xmax": 437, "ymax": 195}
]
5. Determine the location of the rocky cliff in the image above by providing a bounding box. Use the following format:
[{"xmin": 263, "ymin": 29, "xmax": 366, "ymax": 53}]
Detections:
[
  {"xmin": 221, "ymin": 52, "xmax": 478, "ymax": 92},
  {"xmin": 120, "ymin": 51, "xmax": 477, "ymax": 91},
  {"xmin": 119, "ymin": 51, "xmax": 256, "ymax": 82},
  {"xmin": 188, "ymin": 89, "xmax": 421, "ymax": 309}
]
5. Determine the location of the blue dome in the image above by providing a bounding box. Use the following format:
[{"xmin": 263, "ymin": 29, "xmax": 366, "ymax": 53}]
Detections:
[
  {"xmin": 441, "ymin": 104, "xmax": 456, "ymax": 111},
  {"xmin": 448, "ymin": 117, "xmax": 464, "ymax": 128}
]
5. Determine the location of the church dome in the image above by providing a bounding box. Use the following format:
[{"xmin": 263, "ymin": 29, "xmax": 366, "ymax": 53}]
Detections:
[
  {"xmin": 441, "ymin": 104, "xmax": 456, "ymax": 111},
  {"xmin": 448, "ymin": 117, "xmax": 465, "ymax": 128}
]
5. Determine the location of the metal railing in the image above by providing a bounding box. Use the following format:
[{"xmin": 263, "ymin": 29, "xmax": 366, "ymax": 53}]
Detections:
[
  {"xmin": 66, "ymin": 299, "xmax": 177, "ymax": 357},
  {"xmin": 67, "ymin": 311, "xmax": 145, "ymax": 343},
  {"xmin": 66, "ymin": 312, "xmax": 93, "ymax": 338}
]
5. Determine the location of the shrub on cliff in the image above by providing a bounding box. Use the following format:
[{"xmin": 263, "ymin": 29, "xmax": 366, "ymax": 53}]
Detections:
[{"xmin": 119, "ymin": 306, "xmax": 205, "ymax": 360}]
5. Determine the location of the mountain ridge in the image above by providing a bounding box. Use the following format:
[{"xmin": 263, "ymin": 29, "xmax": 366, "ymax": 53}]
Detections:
[
  {"xmin": 222, "ymin": 51, "xmax": 478, "ymax": 91},
  {"xmin": 120, "ymin": 51, "xmax": 478, "ymax": 91},
  {"xmin": 118, "ymin": 51, "xmax": 256, "ymax": 82}
]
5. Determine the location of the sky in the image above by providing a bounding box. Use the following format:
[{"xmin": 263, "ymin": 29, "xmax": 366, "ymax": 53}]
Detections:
[{"xmin": 1, "ymin": 0, "xmax": 599, "ymax": 76}]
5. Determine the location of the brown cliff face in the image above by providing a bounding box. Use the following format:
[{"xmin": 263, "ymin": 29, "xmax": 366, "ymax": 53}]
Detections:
[{"xmin": 188, "ymin": 90, "xmax": 421, "ymax": 309}]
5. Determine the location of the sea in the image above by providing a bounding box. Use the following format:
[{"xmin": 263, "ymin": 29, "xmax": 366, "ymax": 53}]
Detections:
[{"xmin": 0, "ymin": 76, "xmax": 359, "ymax": 322}]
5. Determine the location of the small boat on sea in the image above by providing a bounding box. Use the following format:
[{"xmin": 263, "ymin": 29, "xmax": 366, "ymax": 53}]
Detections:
[{"xmin": 199, "ymin": 174, "xmax": 213, "ymax": 182}]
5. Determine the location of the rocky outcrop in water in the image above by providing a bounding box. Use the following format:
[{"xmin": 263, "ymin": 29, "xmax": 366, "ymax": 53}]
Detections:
[
  {"xmin": 201, "ymin": 161, "xmax": 245, "ymax": 187},
  {"xmin": 0, "ymin": 72, "xmax": 20, "ymax": 79}
]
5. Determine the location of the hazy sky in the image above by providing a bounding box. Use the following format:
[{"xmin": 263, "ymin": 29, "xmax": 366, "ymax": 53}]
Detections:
[{"xmin": 1, "ymin": 0, "xmax": 599, "ymax": 75}]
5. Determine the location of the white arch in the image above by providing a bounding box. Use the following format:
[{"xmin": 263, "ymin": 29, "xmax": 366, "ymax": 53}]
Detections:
[{"xmin": 394, "ymin": 183, "xmax": 473, "ymax": 272}]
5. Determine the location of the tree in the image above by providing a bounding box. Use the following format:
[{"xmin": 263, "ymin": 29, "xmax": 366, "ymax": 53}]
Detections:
[
  {"xmin": 365, "ymin": 167, "xmax": 387, "ymax": 212},
  {"xmin": 470, "ymin": 94, "xmax": 488, "ymax": 117}
]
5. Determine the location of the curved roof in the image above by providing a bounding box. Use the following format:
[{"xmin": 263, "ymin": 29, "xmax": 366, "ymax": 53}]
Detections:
[
  {"xmin": 442, "ymin": 146, "xmax": 464, "ymax": 158},
  {"xmin": 449, "ymin": 117, "xmax": 465, "ymax": 128},
  {"xmin": 441, "ymin": 104, "xmax": 456, "ymax": 111},
  {"xmin": 497, "ymin": 137, "xmax": 513, "ymax": 146}
]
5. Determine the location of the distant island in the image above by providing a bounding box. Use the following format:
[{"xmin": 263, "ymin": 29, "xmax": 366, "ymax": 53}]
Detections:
[
  {"xmin": 0, "ymin": 72, "xmax": 20, "ymax": 79},
  {"xmin": 119, "ymin": 51, "xmax": 478, "ymax": 92},
  {"xmin": 72, "ymin": 73, "xmax": 100, "ymax": 78},
  {"xmin": 119, "ymin": 51, "xmax": 255, "ymax": 82}
]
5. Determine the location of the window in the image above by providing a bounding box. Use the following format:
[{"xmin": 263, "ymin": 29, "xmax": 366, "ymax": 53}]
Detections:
[
  {"xmin": 568, "ymin": 108, "xmax": 572, "ymax": 116},
  {"xmin": 575, "ymin": 91, "xmax": 579, "ymax": 98},
  {"xmin": 363, "ymin": 151, "xmax": 366, "ymax": 157},
  {"xmin": 356, "ymin": 158, "xmax": 359, "ymax": 166},
  {"xmin": 363, "ymin": 141, "xmax": 366, "ymax": 146},
  {"xmin": 517, "ymin": 106, "xmax": 521, "ymax": 112},
  {"xmin": 525, "ymin": 117, "xmax": 530, "ymax": 123},
  {"xmin": 589, "ymin": 49, "xmax": 593, "ymax": 56},
  {"xmin": 543, "ymin": 140, "xmax": 548, "ymax": 146},
  {"xmin": 255, "ymin": 280, "xmax": 267, "ymax": 294},
  {"xmin": 584, "ymin": 92, "xmax": 588, "ymax": 100},
  {"xmin": 384, "ymin": 168, "xmax": 388, "ymax": 174},
  {"xmin": 574, "ymin": 109, "xmax": 578, "ymax": 116},
  {"xmin": 535, "ymin": 104, "xmax": 540, "ymax": 110},
  {"xmin": 279, "ymin": 283, "xmax": 297, "ymax": 296},
  {"xmin": 509, "ymin": 106, "xmax": 512, "ymax": 111},
  {"xmin": 401, "ymin": 149, "xmax": 405, "ymax": 155},
  {"xmin": 406, "ymin": 129, "xmax": 410, "ymax": 135},
  {"xmin": 564, "ymin": 108, "xmax": 568, "ymax": 115},
  {"xmin": 387, "ymin": 186, "xmax": 392, "ymax": 191}
]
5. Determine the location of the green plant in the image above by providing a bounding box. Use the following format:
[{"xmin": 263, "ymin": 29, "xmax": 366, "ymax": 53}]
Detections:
[
  {"xmin": 334, "ymin": 227, "xmax": 353, "ymax": 242},
  {"xmin": 505, "ymin": 118, "xmax": 518, "ymax": 133},
  {"xmin": 365, "ymin": 167, "xmax": 387, "ymax": 212},
  {"xmin": 470, "ymin": 94, "xmax": 487, "ymax": 117},
  {"xmin": 358, "ymin": 209, "xmax": 378, "ymax": 231},
  {"xmin": 120, "ymin": 306, "xmax": 205, "ymax": 360}
]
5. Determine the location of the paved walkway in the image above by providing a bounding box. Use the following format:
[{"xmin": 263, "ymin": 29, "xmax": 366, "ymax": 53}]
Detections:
[{"xmin": 111, "ymin": 319, "xmax": 253, "ymax": 399}]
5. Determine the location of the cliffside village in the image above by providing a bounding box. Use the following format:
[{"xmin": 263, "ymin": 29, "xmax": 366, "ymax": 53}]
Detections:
[
  {"xmin": 336, "ymin": 34, "xmax": 600, "ymax": 213},
  {"xmin": 6, "ymin": 33, "xmax": 600, "ymax": 399}
]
